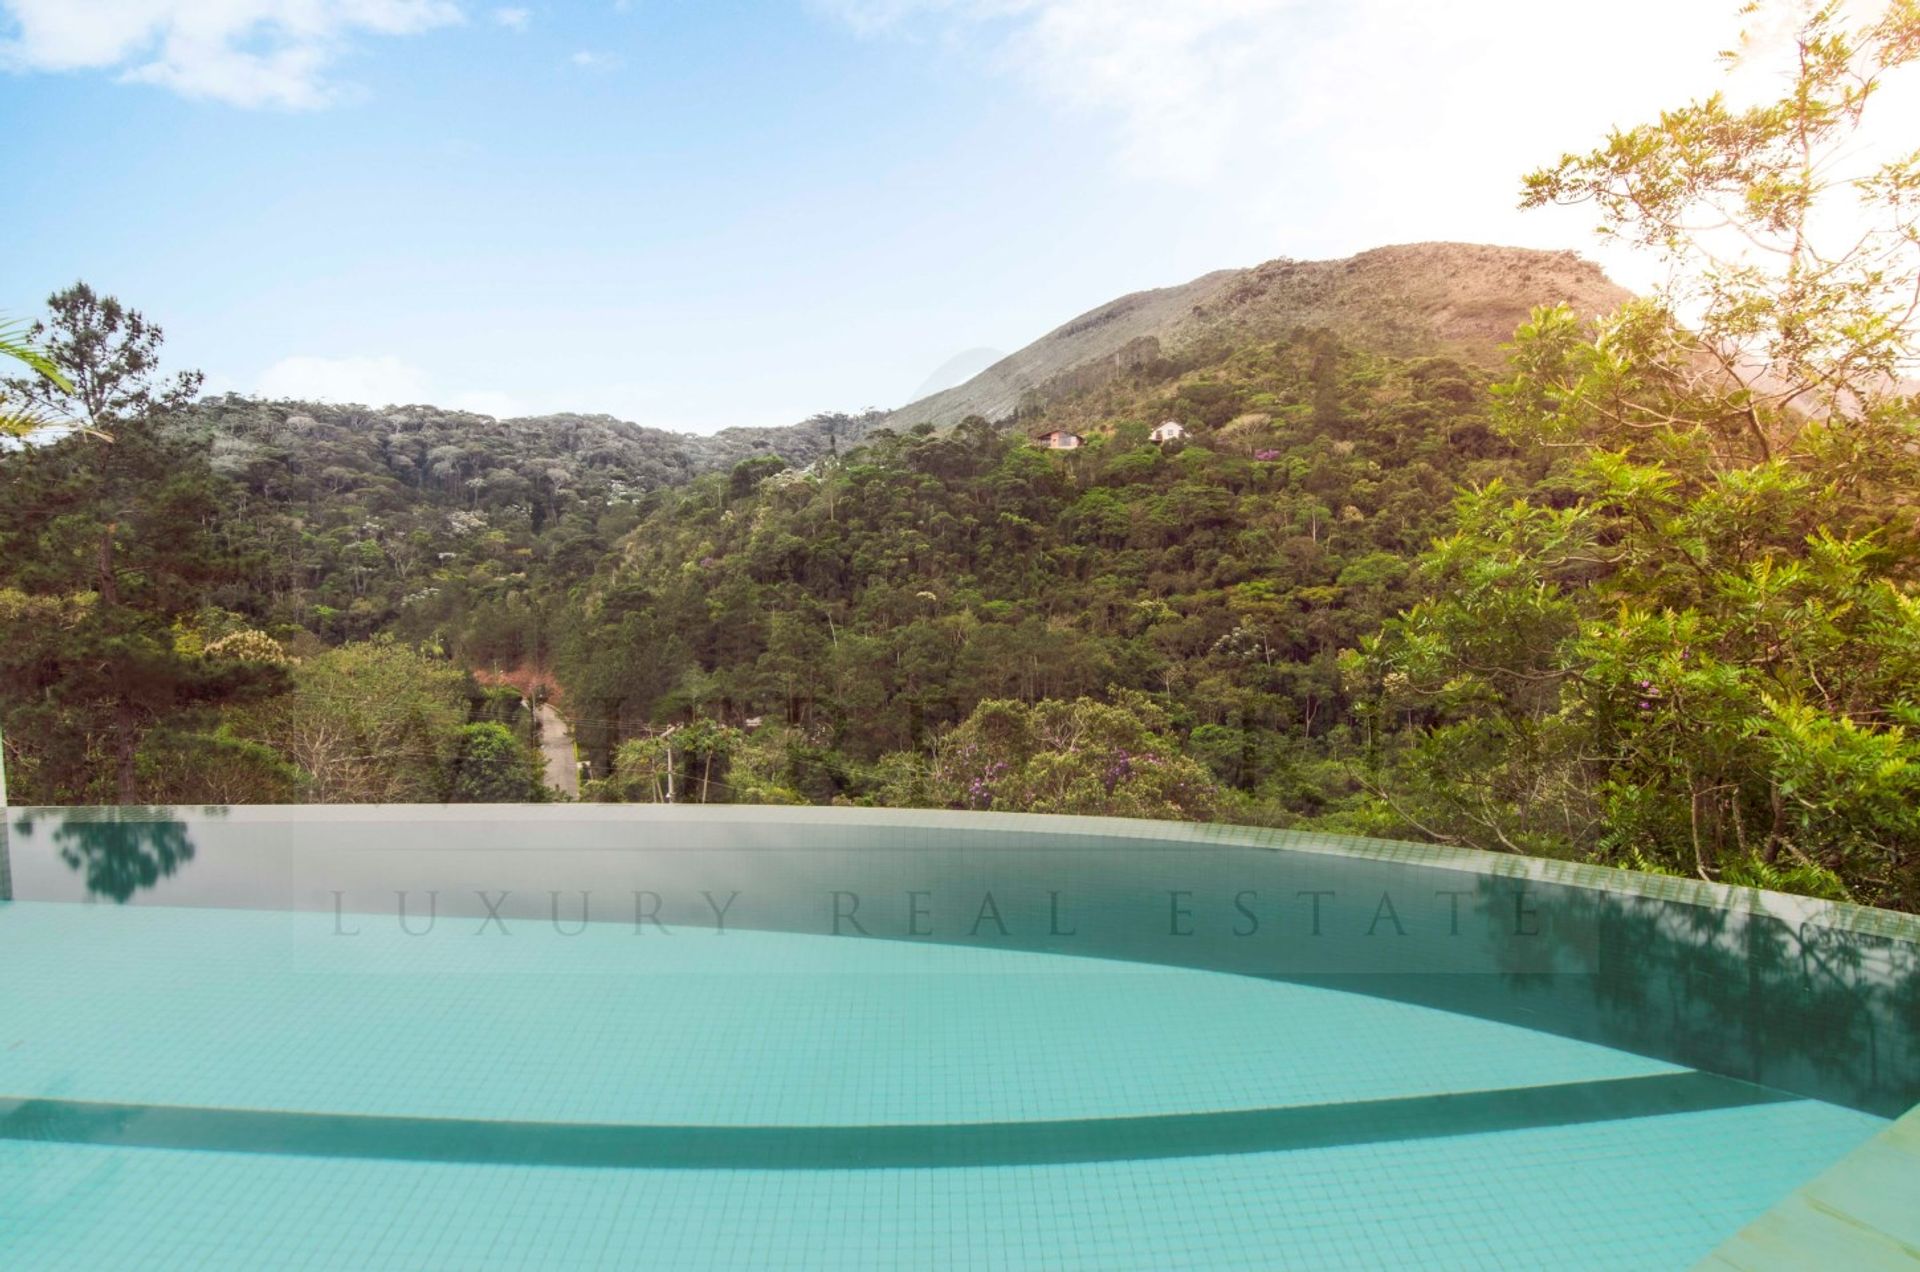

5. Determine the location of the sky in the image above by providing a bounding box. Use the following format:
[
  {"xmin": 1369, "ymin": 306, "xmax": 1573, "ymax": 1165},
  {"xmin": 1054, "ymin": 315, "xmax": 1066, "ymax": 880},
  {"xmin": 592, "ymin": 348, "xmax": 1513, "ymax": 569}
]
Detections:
[{"xmin": 1, "ymin": 1, "xmax": 1757, "ymax": 433}]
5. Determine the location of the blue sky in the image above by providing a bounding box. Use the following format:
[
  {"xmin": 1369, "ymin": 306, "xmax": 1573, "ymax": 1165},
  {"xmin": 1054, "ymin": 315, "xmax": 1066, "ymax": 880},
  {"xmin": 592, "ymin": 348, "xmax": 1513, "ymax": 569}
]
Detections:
[{"xmin": 1, "ymin": 1, "xmax": 1744, "ymax": 433}]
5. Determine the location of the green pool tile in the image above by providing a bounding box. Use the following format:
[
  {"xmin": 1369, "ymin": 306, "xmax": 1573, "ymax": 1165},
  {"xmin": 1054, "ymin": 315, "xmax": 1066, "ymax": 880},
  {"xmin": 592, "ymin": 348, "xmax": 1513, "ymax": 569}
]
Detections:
[
  {"xmin": 0, "ymin": 907, "xmax": 1892, "ymax": 1269},
  {"xmin": 3, "ymin": 805, "xmax": 1914, "ymax": 1268}
]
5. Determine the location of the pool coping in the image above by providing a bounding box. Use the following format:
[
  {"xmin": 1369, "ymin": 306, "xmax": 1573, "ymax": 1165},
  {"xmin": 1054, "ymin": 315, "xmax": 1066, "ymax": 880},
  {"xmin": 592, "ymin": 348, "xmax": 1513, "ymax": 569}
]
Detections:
[
  {"xmin": 25, "ymin": 802, "xmax": 1918, "ymax": 944},
  {"xmin": 1695, "ymin": 1098, "xmax": 1920, "ymax": 1269}
]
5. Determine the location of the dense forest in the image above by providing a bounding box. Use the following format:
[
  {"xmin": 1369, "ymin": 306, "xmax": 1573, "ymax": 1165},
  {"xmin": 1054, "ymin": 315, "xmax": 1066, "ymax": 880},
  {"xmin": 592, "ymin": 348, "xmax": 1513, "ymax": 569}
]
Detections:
[
  {"xmin": 3, "ymin": 3, "xmax": 1918, "ymax": 911},
  {"xmin": 547, "ymin": 332, "xmax": 1518, "ymax": 824}
]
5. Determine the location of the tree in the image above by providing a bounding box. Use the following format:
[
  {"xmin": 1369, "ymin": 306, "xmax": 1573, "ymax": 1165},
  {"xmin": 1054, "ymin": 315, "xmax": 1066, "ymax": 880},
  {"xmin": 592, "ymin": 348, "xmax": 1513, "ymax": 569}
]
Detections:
[
  {"xmin": 226, "ymin": 640, "xmax": 468, "ymax": 803},
  {"xmin": 1360, "ymin": 1, "xmax": 1920, "ymax": 907},
  {"xmin": 449, "ymin": 722, "xmax": 543, "ymax": 802},
  {"xmin": 135, "ymin": 727, "xmax": 306, "ymax": 805},
  {"xmin": 4, "ymin": 285, "xmax": 203, "ymax": 437},
  {"xmin": 587, "ymin": 735, "xmax": 677, "ymax": 803},
  {"xmin": 673, "ymin": 717, "xmax": 742, "ymax": 803},
  {"xmin": 888, "ymin": 691, "xmax": 1219, "ymax": 822},
  {"xmin": 0, "ymin": 285, "xmax": 283, "ymax": 802}
]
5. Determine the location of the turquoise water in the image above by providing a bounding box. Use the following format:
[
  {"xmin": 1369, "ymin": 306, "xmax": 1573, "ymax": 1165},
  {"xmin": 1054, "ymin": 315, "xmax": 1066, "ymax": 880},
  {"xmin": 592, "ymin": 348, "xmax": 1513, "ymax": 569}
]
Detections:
[{"xmin": 0, "ymin": 898, "xmax": 1888, "ymax": 1270}]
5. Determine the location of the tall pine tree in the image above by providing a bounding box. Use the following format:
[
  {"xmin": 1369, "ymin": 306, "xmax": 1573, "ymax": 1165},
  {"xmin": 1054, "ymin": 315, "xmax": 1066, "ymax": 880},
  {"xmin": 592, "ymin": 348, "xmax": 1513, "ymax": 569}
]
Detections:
[{"xmin": 0, "ymin": 285, "xmax": 283, "ymax": 803}]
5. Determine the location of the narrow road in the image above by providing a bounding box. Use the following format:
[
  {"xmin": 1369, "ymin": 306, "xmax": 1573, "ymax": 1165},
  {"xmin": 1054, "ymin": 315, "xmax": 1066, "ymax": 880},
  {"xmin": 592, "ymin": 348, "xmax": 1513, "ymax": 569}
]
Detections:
[{"xmin": 536, "ymin": 702, "xmax": 579, "ymax": 798}]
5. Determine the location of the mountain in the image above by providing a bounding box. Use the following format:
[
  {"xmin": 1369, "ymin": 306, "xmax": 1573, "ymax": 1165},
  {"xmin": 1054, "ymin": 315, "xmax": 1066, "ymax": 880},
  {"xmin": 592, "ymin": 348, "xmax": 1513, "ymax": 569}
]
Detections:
[
  {"xmin": 555, "ymin": 299, "xmax": 1542, "ymax": 805},
  {"xmin": 882, "ymin": 243, "xmax": 1630, "ymax": 432},
  {"xmin": 532, "ymin": 242, "xmax": 1632, "ymax": 800},
  {"xmin": 81, "ymin": 237, "xmax": 1628, "ymax": 654},
  {"xmin": 131, "ymin": 239, "xmax": 1629, "ymax": 651},
  {"xmin": 189, "ymin": 244, "xmax": 1626, "ymax": 497}
]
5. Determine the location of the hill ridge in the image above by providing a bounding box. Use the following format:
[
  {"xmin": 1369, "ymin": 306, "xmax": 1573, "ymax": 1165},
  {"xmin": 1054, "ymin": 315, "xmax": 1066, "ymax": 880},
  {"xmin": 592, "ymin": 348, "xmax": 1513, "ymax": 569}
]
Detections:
[{"xmin": 882, "ymin": 242, "xmax": 1629, "ymax": 433}]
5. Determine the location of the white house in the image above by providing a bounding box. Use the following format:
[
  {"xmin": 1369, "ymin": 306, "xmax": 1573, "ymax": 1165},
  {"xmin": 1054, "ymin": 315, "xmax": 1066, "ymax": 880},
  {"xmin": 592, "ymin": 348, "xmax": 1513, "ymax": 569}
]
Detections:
[
  {"xmin": 1034, "ymin": 429, "xmax": 1085, "ymax": 450},
  {"xmin": 1150, "ymin": 420, "xmax": 1188, "ymax": 444}
]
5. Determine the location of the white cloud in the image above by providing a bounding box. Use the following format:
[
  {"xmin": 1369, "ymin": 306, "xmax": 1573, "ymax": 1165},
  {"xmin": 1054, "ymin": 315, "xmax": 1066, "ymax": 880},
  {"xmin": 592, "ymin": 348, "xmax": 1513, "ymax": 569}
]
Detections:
[
  {"xmin": 257, "ymin": 354, "xmax": 435, "ymax": 406},
  {"xmin": 570, "ymin": 48, "xmax": 619, "ymax": 69},
  {"xmin": 819, "ymin": 1, "xmax": 1324, "ymax": 179},
  {"xmin": 816, "ymin": 0, "xmax": 1752, "ymax": 272},
  {"xmin": 0, "ymin": 0, "xmax": 463, "ymax": 108},
  {"xmin": 492, "ymin": 6, "xmax": 530, "ymax": 30},
  {"xmin": 447, "ymin": 388, "xmax": 529, "ymax": 416}
]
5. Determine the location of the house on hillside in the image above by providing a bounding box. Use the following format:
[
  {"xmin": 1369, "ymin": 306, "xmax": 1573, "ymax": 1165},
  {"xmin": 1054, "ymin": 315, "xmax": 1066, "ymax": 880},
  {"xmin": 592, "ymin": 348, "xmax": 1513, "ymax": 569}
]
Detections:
[
  {"xmin": 1034, "ymin": 429, "xmax": 1085, "ymax": 450},
  {"xmin": 1150, "ymin": 420, "xmax": 1188, "ymax": 443}
]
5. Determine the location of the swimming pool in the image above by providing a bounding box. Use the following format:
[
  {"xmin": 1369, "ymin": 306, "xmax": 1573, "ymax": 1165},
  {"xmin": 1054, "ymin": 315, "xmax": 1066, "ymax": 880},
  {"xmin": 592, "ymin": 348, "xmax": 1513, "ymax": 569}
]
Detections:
[{"xmin": 3, "ymin": 806, "xmax": 1916, "ymax": 1269}]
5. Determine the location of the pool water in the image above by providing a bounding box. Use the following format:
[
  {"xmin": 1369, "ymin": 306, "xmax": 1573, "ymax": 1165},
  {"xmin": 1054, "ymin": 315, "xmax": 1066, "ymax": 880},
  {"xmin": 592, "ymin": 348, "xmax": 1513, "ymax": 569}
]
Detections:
[{"xmin": 0, "ymin": 899, "xmax": 1887, "ymax": 1270}]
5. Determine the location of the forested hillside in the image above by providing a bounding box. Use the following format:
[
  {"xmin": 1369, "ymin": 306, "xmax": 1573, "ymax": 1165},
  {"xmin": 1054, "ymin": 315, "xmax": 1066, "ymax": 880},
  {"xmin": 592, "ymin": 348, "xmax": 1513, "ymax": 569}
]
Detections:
[
  {"xmin": 553, "ymin": 330, "xmax": 1520, "ymax": 826},
  {"xmin": 173, "ymin": 395, "xmax": 878, "ymax": 644},
  {"xmin": 0, "ymin": 285, "xmax": 1550, "ymax": 828}
]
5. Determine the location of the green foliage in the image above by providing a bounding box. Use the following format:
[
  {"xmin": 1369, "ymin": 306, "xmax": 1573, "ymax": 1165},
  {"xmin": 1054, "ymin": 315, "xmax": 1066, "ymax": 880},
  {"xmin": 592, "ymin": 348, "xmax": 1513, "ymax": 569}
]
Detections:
[
  {"xmin": 470, "ymin": 684, "xmax": 531, "ymax": 729},
  {"xmin": 0, "ymin": 286, "xmax": 284, "ymax": 802},
  {"xmin": 540, "ymin": 326, "xmax": 1504, "ymax": 828},
  {"xmin": 224, "ymin": 639, "xmax": 469, "ymax": 803},
  {"xmin": 449, "ymin": 722, "xmax": 543, "ymax": 803},
  {"xmin": 1520, "ymin": 0, "xmax": 1920, "ymax": 415},
  {"xmin": 133, "ymin": 727, "xmax": 307, "ymax": 805},
  {"xmin": 585, "ymin": 718, "xmax": 810, "ymax": 804},
  {"xmin": 879, "ymin": 693, "xmax": 1219, "ymax": 822},
  {"xmin": 1359, "ymin": 1, "xmax": 1920, "ymax": 909},
  {"xmin": 729, "ymin": 453, "xmax": 789, "ymax": 499},
  {"xmin": 668, "ymin": 717, "xmax": 742, "ymax": 803},
  {"xmin": 554, "ymin": 331, "xmax": 1515, "ymax": 781},
  {"xmin": 3, "ymin": 285, "xmax": 204, "ymax": 434},
  {"xmin": 0, "ymin": 314, "xmax": 74, "ymax": 438}
]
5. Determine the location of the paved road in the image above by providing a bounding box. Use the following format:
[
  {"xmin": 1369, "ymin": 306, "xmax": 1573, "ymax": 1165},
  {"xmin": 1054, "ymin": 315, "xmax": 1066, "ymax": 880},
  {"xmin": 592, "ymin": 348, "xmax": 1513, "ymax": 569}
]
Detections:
[{"xmin": 536, "ymin": 702, "xmax": 578, "ymax": 798}]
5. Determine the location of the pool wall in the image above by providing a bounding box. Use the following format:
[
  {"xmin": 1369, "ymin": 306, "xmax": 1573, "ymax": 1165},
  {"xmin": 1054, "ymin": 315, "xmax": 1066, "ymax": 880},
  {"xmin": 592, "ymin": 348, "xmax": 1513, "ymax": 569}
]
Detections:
[{"xmin": 6, "ymin": 804, "xmax": 1919, "ymax": 1117}]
